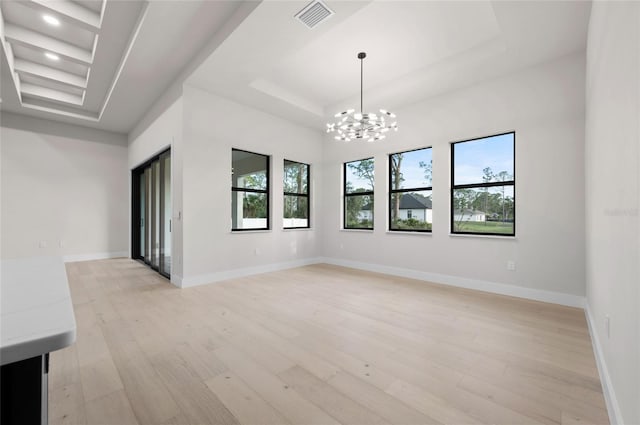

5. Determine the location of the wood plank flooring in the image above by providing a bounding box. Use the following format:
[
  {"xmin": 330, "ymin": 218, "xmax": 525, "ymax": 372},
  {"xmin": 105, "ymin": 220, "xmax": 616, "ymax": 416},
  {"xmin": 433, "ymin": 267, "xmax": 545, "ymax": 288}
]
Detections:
[{"xmin": 50, "ymin": 259, "xmax": 609, "ymax": 425}]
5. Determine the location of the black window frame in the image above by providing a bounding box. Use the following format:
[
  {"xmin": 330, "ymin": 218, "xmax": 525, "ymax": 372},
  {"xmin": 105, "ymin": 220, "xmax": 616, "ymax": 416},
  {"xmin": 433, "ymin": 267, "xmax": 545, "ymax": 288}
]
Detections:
[
  {"xmin": 450, "ymin": 131, "xmax": 516, "ymax": 237},
  {"xmin": 283, "ymin": 159, "xmax": 310, "ymax": 229},
  {"xmin": 343, "ymin": 158, "xmax": 374, "ymax": 230},
  {"xmin": 388, "ymin": 147, "xmax": 433, "ymax": 233},
  {"xmin": 231, "ymin": 148, "xmax": 270, "ymax": 231}
]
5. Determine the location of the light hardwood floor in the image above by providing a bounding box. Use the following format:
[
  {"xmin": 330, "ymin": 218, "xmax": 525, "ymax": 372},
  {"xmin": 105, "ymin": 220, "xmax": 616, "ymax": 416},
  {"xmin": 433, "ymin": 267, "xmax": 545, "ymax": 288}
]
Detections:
[{"xmin": 50, "ymin": 259, "xmax": 609, "ymax": 425}]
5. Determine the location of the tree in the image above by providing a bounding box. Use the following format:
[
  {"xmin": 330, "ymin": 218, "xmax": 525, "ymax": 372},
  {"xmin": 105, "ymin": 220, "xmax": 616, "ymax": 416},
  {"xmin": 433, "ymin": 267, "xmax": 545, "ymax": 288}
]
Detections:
[
  {"xmin": 418, "ymin": 160, "xmax": 432, "ymax": 185},
  {"xmin": 347, "ymin": 159, "xmax": 374, "ymax": 191},
  {"xmin": 453, "ymin": 188, "xmax": 476, "ymax": 231},
  {"xmin": 243, "ymin": 193, "xmax": 266, "ymax": 218},
  {"xmin": 493, "ymin": 170, "xmax": 513, "ymax": 221},
  {"xmin": 346, "ymin": 159, "xmax": 374, "ymax": 227},
  {"xmin": 243, "ymin": 172, "xmax": 266, "ymax": 190},
  {"xmin": 242, "ymin": 172, "xmax": 267, "ymax": 218},
  {"xmin": 390, "ymin": 154, "xmax": 403, "ymax": 221},
  {"xmin": 284, "ymin": 163, "xmax": 307, "ymax": 219},
  {"xmin": 481, "ymin": 167, "xmax": 493, "ymax": 224},
  {"xmin": 345, "ymin": 182, "xmax": 369, "ymax": 226},
  {"xmin": 284, "ymin": 163, "xmax": 307, "ymax": 194}
]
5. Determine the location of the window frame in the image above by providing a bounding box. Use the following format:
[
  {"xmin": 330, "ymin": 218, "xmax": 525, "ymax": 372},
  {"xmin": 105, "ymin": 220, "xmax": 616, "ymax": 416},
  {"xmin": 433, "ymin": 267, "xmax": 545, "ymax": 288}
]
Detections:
[
  {"xmin": 283, "ymin": 159, "xmax": 310, "ymax": 229},
  {"xmin": 388, "ymin": 147, "xmax": 433, "ymax": 233},
  {"xmin": 231, "ymin": 148, "xmax": 270, "ymax": 231},
  {"xmin": 450, "ymin": 131, "xmax": 516, "ymax": 237},
  {"xmin": 343, "ymin": 158, "xmax": 374, "ymax": 230}
]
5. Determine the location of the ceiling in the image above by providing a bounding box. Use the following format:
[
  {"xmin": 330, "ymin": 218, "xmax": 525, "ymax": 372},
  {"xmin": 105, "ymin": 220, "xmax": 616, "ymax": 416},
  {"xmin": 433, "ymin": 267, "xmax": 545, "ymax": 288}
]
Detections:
[
  {"xmin": 1, "ymin": 0, "xmax": 591, "ymax": 135},
  {"xmin": 187, "ymin": 0, "xmax": 591, "ymax": 130}
]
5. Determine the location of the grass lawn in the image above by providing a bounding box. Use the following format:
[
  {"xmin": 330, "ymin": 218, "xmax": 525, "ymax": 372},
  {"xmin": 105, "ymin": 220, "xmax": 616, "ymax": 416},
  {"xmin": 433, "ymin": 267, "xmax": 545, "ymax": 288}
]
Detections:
[{"xmin": 454, "ymin": 221, "xmax": 513, "ymax": 234}]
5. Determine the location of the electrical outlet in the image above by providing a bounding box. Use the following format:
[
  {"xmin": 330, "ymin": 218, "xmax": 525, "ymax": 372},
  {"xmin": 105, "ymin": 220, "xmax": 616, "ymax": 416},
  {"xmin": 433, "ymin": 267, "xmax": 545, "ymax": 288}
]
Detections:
[
  {"xmin": 39, "ymin": 241, "xmax": 47, "ymax": 248},
  {"xmin": 605, "ymin": 315, "xmax": 610, "ymax": 339},
  {"xmin": 507, "ymin": 260, "xmax": 516, "ymax": 271},
  {"xmin": 59, "ymin": 240, "xmax": 65, "ymax": 248},
  {"xmin": 254, "ymin": 248, "xmax": 260, "ymax": 256},
  {"xmin": 340, "ymin": 244, "xmax": 344, "ymax": 250}
]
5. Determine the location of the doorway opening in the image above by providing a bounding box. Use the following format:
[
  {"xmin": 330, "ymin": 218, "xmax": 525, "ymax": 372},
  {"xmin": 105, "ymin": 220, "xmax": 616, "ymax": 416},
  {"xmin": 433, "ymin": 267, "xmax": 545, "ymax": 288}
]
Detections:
[{"xmin": 131, "ymin": 148, "xmax": 171, "ymax": 278}]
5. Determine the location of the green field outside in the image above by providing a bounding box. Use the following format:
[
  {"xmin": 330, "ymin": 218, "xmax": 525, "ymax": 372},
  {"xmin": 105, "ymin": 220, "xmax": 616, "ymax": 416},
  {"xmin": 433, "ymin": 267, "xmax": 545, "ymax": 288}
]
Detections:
[{"xmin": 454, "ymin": 221, "xmax": 513, "ymax": 234}]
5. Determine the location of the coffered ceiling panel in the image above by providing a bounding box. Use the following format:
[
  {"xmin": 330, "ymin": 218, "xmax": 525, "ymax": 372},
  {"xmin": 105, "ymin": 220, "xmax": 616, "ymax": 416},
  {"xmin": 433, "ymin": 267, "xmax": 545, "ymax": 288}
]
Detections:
[
  {"xmin": 1, "ymin": 0, "xmax": 144, "ymax": 119},
  {"xmin": 1, "ymin": 0, "xmax": 247, "ymax": 133}
]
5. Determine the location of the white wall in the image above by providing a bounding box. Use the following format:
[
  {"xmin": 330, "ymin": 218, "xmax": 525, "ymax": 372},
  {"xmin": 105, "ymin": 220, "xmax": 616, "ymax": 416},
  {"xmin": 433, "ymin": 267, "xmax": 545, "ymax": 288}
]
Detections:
[
  {"xmin": 585, "ymin": 2, "xmax": 640, "ymax": 424},
  {"xmin": 0, "ymin": 112, "xmax": 128, "ymax": 260},
  {"xmin": 320, "ymin": 53, "xmax": 586, "ymax": 303},
  {"xmin": 180, "ymin": 85, "xmax": 323, "ymax": 286},
  {"xmin": 128, "ymin": 85, "xmax": 183, "ymax": 281}
]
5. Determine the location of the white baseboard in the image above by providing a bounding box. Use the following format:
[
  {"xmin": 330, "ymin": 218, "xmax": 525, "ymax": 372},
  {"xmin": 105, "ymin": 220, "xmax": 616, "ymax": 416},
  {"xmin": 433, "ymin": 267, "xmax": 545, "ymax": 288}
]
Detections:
[
  {"xmin": 179, "ymin": 257, "xmax": 323, "ymax": 288},
  {"xmin": 584, "ymin": 303, "xmax": 622, "ymax": 425},
  {"xmin": 68, "ymin": 254, "xmax": 584, "ymax": 308},
  {"xmin": 63, "ymin": 251, "xmax": 128, "ymax": 263},
  {"xmin": 170, "ymin": 273, "xmax": 183, "ymax": 288},
  {"xmin": 180, "ymin": 256, "xmax": 585, "ymax": 307},
  {"xmin": 318, "ymin": 257, "xmax": 585, "ymax": 308}
]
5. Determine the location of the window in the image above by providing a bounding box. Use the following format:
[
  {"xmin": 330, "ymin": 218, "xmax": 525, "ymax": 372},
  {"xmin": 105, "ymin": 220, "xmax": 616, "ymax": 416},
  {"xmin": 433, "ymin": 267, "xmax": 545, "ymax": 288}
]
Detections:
[
  {"xmin": 231, "ymin": 149, "xmax": 269, "ymax": 231},
  {"xmin": 389, "ymin": 147, "xmax": 432, "ymax": 232},
  {"xmin": 344, "ymin": 158, "xmax": 374, "ymax": 230},
  {"xmin": 283, "ymin": 160, "xmax": 310, "ymax": 229},
  {"xmin": 451, "ymin": 132, "xmax": 515, "ymax": 236}
]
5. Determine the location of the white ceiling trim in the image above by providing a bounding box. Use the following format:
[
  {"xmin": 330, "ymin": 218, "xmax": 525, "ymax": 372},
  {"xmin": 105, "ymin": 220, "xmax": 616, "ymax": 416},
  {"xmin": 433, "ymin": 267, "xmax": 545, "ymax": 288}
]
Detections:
[
  {"xmin": 0, "ymin": 7, "xmax": 22, "ymax": 103},
  {"xmin": 14, "ymin": 58, "xmax": 87, "ymax": 89},
  {"xmin": 4, "ymin": 24, "xmax": 93, "ymax": 65},
  {"xmin": 96, "ymin": 1, "xmax": 148, "ymax": 122},
  {"xmin": 20, "ymin": 100, "xmax": 99, "ymax": 121},
  {"xmin": 21, "ymin": 83, "xmax": 83, "ymax": 106}
]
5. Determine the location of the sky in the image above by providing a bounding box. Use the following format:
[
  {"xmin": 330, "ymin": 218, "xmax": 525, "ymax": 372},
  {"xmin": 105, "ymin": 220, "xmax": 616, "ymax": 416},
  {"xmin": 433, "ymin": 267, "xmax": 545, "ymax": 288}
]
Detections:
[
  {"xmin": 453, "ymin": 133, "xmax": 514, "ymax": 185},
  {"xmin": 346, "ymin": 133, "xmax": 514, "ymax": 191}
]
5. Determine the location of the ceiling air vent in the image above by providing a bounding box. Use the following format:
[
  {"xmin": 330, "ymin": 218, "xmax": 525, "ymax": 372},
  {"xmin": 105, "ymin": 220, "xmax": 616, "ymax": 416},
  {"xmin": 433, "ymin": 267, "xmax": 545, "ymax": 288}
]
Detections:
[{"xmin": 294, "ymin": 0, "xmax": 334, "ymax": 29}]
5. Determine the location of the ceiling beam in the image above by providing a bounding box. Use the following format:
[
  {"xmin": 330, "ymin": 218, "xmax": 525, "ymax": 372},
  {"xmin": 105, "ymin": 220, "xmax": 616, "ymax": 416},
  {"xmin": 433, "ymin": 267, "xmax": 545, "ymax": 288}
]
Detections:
[
  {"xmin": 4, "ymin": 24, "xmax": 93, "ymax": 65},
  {"xmin": 22, "ymin": 0, "xmax": 102, "ymax": 33},
  {"xmin": 14, "ymin": 59, "xmax": 87, "ymax": 89},
  {"xmin": 21, "ymin": 83, "xmax": 84, "ymax": 106}
]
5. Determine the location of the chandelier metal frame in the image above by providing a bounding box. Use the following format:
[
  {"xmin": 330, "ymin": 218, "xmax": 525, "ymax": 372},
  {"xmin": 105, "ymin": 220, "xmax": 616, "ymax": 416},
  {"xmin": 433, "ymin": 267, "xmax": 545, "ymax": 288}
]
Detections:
[{"xmin": 326, "ymin": 52, "xmax": 398, "ymax": 142}]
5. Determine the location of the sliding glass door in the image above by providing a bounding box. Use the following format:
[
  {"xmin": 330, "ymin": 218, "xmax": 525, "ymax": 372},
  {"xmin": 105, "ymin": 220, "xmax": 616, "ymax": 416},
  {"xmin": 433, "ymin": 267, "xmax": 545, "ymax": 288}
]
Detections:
[{"xmin": 132, "ymin": 149, "xmax": 171, "ymax": 278}]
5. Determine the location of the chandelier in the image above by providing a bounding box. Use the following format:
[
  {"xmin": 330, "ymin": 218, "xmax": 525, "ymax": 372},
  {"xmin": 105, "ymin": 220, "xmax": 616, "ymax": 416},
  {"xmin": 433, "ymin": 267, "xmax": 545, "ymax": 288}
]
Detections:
[{"xmin": 327, "ymin": 52, "xmax": 398, "ymax": 142}]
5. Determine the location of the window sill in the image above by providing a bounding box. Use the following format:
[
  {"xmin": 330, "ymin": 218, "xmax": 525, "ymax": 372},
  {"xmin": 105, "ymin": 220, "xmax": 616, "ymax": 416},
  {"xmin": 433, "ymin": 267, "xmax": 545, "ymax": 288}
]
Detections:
[
  {"xmin": 283, "ymin": 227, "xmax": 313, "ymax": 232},
  {"xmin": 231, "ymin": 229, "xmax": 272, "ymax": 234},
  {"xmin": 340, "ymin": 229, "xmax": 374, "ymax": 233},
  {"xmin": 449, "ymin": 233, "xmax": 517, "ymax": 240},
  {"xmin": 386, "ymin": 231, "xmax": 432, "ymax": 236}
]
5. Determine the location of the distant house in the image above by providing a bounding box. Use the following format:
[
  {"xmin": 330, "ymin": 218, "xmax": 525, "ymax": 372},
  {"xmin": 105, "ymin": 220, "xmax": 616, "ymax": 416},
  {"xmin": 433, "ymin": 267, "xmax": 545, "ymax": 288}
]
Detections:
[
  {"xmin": 395, "ymin": 193, "xmax": 432, "ymax": 223},
  {"xmin": 358, "ymin": 204, "xmax": 373, "ymax": 221},
  {"xmin": 360, "ymin": 193, "xmax": 433, "ymax": 223},
  {"xmin": 454, "ymin": 209, "xmax": 486, "ymax": 222}
]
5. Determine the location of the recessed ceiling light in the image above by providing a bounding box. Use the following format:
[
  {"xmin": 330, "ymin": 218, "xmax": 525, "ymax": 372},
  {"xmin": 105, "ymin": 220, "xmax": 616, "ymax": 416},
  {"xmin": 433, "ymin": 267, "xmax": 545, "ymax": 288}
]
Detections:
[
  {"xmin": 43, "ymin": 15, "xmax": 60, "ymax": 26},
  {"xmin": 45, "ymin": 52, "xmax": 60, "ymax": 61}
]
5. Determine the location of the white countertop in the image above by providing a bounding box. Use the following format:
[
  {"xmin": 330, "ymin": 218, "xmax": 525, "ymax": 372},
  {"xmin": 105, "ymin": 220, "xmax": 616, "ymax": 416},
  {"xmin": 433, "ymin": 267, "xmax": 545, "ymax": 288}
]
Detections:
[{"xmin": 1, "ymin": 257, "xmax": 77, "ymax": 366}]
